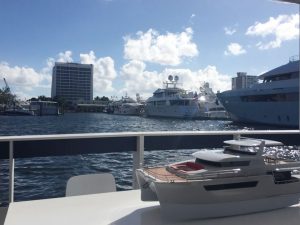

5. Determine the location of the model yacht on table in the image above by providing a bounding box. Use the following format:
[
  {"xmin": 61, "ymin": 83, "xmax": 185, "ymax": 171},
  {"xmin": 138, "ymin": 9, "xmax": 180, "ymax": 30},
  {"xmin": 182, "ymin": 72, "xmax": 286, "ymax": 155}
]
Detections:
[{"xmin": 136, "ymin": 137, "xmax": 300, "ymax": 220}]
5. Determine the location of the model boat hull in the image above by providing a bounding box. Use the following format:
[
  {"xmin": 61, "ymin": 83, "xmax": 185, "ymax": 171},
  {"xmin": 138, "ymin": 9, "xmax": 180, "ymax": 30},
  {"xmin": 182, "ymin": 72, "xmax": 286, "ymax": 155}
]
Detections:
[
  {"xmin": 161, "ymin": 193, "xmax": 300, "ymax": 220},
  {"xmin": 136, "ymin": 169, "xmax": 300, "ymax": 220}
]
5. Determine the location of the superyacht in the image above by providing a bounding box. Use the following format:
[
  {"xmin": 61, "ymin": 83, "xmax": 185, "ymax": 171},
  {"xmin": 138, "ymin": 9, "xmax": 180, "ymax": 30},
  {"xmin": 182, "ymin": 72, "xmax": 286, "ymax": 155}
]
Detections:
[
  {"xmin": 145, "ymin": 76, "xmax": 204, "ymax": 119},
  {"xmin": 218, "ymin": 57, "xmax": 299, "ymax": 127}
]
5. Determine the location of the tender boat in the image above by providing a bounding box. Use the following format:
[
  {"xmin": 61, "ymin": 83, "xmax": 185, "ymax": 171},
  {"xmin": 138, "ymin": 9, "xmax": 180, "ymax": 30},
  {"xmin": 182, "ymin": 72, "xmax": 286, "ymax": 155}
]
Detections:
[
  {"xmin": 217, "ymin": 57, "xmax": 299, "ymax": 127},
  {"xmin": 136, "ymin": 137, "xmax": 300, "ymax": 220},
  {"xmin": 198, "ymin": 82, "xmax": 229, "ymax": 120}
]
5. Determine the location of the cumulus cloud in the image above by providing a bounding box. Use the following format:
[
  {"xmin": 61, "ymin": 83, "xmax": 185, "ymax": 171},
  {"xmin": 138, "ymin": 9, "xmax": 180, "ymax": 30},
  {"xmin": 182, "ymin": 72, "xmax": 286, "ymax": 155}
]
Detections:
[
  {"xmin": 224, "ymin": 27, "xmax": 236, "ymax": 35},
  {"xmin": 123, "ymin": 27, "xmax": 198, "ymax": 66},
  {"xmin": 80, "ymin": 51, "xmax": 117, "ymax": 95},
  {"xmin": 120, "ymin": 60, "xmax": 231, "ymax": 98},
  {"xmin": 224, "ymin": 43, "xmax": 246, "ymax": 56},
  {"xmin": 57, "ymin": 50, "xmax": 73, "ymax": 62},
  {"xmin": 0, "ymin": 50, "xmax": 118, "ymax": 99},
  {"xmin": 0, "ymin": 61, "xmax": 43, "ymax": 89},
  {"xmin": 246, "ymin": 14, "xmax": 299, "ymax": 50}
]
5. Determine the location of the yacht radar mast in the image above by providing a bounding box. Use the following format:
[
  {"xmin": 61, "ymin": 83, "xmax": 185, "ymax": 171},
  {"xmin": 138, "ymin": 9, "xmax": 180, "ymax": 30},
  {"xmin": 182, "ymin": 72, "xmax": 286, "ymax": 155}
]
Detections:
[{"xmin": 165, "ymin": 75, "xmax": 180, "ymax": 88}]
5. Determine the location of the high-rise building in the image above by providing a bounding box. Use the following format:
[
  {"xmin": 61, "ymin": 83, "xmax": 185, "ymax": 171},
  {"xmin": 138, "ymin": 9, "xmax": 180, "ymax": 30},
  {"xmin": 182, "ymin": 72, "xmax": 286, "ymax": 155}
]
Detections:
[
  {"xmin": 51, "ymin": 62, "xmax": 93, "ymax": 104},
  {"xmin": 232, "ymin": 72, "xmax": 257, "ymax": 90}
]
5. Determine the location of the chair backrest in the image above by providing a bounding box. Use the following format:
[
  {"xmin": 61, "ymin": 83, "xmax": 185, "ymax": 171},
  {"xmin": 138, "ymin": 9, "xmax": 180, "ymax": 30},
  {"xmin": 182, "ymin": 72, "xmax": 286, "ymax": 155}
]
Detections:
[{"xmin": 65, "ymin": 173, "xmax": 116, "ymax": 197}]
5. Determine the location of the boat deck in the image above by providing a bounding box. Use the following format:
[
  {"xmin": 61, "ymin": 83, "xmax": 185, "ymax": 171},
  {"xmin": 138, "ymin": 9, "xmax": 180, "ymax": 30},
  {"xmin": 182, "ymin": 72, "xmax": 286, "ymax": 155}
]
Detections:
[{"xmin": 144, "ymin": 167, "xmax": 187, "ymax": 182}]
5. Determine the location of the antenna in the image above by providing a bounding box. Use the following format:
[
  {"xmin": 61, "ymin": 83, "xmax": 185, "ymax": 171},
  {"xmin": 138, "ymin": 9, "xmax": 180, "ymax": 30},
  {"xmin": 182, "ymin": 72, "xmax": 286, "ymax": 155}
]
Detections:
[{"xmin": 174, "ymin": 75, "xmax": 179, "ymax": 82}]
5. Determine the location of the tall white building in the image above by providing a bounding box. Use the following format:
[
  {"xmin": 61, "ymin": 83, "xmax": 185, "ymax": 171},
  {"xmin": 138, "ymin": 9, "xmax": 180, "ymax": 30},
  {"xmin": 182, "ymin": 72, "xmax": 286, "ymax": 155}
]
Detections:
[
  {"xmin": 51, "ymin": 62, "xmax": 93, "ymax": 104},
  {"xmin": 232, "ymin": 72, "xmax": 257, "ymax": 90}
]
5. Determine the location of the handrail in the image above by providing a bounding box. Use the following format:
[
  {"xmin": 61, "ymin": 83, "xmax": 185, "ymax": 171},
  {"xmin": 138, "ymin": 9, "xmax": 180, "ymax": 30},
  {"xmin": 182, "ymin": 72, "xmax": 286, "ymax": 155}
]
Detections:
[
  {"xmin": 1, "ymin": 129, "xmax": 299, "ymax": 203},
  {"xmin": 0, "ymin": 130, "xmax": 299, "ymax": 142}
]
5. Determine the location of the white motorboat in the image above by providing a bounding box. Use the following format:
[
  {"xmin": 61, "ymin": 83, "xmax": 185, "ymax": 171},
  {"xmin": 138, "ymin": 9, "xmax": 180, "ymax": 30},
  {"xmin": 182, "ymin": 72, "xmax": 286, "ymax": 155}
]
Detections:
[
  {"xmin": 1, "ymin": 105, "xmax": 34, "ymax": 116},
  {"xmin": 136, "ymin": 137, "xmax": 300, "ymax": 220},
  {"xmin": 198, "ymin": 82, "xmax": 229, "ymax": 120},
  {"xmin": 107, "ymin": 95, "xmax": 144, "ymax": 116},
  {"xmin": 217, "ymin": 57, "xmax": 299, "ymax": 127}
]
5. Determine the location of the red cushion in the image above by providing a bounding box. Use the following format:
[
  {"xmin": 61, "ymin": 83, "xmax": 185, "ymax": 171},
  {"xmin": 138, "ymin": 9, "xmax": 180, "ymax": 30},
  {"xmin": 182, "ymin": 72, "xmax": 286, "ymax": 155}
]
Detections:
[{"xmin": 186, "ymin": 162, "xmax": 204, "ymax": 170}]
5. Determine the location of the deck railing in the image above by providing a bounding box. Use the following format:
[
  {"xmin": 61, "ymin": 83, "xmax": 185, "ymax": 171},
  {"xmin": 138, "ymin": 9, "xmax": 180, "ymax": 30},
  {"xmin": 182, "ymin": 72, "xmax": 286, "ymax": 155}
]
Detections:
[{"xmin": 0, "ymin": 130, "xmax": 299, "ymax": 203}]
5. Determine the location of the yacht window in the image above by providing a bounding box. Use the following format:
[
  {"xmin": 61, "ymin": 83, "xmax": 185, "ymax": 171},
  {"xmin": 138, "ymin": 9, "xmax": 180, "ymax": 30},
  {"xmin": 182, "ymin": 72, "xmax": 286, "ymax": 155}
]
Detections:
[
  {"xmin": 265, "ymin": 73, "xmax": 297, "ymax": 82},
  {"xmin": 156, "ymin": 101, "xmax": 166, "ymax": 106},
  {"xmin": 224, "ymin": 147, "xmax": 256, "ymax": 155},
  {"xmin": 170, "ymin": 100, "xmax": 185, "ymax": 106},
  {"xmin": 240, "ymin": 92, "xmax": 298, "ymax": 102},
  {"xmin": 154, "ymin": 92, "xmax": 163, "ymax": 98},
  {"xmin": 204, "ymin": 181, "xmax": 258, "ymax": 191}
]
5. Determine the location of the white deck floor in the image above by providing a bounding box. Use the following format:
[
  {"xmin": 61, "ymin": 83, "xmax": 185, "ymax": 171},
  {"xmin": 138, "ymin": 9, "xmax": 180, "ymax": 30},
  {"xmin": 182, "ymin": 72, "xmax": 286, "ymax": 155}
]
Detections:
[{"xmin": 4, "ymin": 190, "xmax": 300, "ymax": 225}]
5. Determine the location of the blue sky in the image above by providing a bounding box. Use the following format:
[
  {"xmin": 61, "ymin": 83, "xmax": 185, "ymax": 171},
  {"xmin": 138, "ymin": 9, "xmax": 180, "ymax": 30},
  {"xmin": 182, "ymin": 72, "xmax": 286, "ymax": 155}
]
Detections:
[{"xmin": 0, "ymin": 0, "xmax": 299, "ymax": 100}]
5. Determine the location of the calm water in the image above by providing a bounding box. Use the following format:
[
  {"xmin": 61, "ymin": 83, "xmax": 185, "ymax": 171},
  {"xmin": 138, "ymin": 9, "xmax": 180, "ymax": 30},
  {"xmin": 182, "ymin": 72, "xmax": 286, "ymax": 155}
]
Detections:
[{"xmin": 0, "ymin": 113, "xmax": 291, "ymax": 203}]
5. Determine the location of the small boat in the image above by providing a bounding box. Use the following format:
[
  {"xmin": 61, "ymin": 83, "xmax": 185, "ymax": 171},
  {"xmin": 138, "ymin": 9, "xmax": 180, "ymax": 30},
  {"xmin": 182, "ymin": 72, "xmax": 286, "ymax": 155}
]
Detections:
[
  {"xmin": 136, "ymin": 137, "xmax": 300, "ymax": 220},
  {"xmin": 1, "ymin": 106, "xmax": 34, "ymax": 116},
  {"xmin": 107, "ymin": 95, "xmax": 144, "ymax": 116},
  {"xmin": 198, "ymin": 82, "xmax": 229, "ymax": 120}
]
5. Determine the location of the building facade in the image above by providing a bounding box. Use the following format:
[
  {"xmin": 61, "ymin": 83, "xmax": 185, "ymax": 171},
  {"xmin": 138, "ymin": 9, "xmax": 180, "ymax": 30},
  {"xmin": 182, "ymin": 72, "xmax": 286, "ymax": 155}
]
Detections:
[
  {"xmin": 51, "ymin": 62, "xmax": 93, "ymax": 104},
  {"xmin": 232, "ymin": 72, "xmax": 258, "ymax": 90}
]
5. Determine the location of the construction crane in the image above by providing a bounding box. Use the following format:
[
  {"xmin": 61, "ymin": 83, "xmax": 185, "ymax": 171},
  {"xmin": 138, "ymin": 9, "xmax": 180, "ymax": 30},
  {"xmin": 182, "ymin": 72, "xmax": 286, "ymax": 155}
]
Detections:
[{"xmin": 3, "ymin": 78, "xmax": 10, "ymax": 93}]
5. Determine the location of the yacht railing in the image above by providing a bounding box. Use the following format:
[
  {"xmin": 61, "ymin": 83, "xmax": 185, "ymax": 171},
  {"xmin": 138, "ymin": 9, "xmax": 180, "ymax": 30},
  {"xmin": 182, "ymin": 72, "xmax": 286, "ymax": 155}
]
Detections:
[{"xmin": 0, "ymin": 130, "xmax": 299, "ymax": 203}]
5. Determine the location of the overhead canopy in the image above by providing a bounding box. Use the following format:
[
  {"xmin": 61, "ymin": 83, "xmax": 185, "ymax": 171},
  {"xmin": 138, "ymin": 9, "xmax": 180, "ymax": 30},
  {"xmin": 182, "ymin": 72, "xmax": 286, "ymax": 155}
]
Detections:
[
  {"xmin": 279, "ymin": 0, "xmax": 300, "ymax": 3},
  {"xmin": 259, "ymin": 60, "xmax": 299, "ymax": 79}
]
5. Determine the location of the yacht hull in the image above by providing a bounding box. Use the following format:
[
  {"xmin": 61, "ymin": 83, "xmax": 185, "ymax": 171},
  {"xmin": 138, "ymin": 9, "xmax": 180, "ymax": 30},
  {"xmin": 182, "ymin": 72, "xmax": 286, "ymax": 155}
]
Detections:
[
  {"xmin": 145, "ymin": 105, "xmax": 203, "ymax": 119},
  {"xmin": 218, "ymin": 92, "xmax": 299, "ymax": 127}
]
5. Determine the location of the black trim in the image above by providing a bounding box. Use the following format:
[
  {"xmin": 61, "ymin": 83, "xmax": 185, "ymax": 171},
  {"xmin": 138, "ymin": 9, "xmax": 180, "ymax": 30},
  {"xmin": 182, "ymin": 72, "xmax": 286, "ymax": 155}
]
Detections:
[{"xmin": 204, "ymin": 181, "xmax": 258, "ymax": 191}]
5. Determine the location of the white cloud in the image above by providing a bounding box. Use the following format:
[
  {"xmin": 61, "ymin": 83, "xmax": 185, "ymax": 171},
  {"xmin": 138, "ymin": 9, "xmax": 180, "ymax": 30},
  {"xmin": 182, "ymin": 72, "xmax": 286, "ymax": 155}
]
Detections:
[
  {"xmin": 120, "ymin": 60, "xmax": 231, "ymax": 98},
  {"xmin": 0, "ymin": 50, "xmax": 118, "ymax": 99},
  {"xmin": 224, "ymin": 27, "xmax": 236, "ymax": 35},
  {"xmin": 57, "ymin": 50, "xmax": 73, "ymax": 62},
  {"xmin": 0, "ymin": 61, "xmax": 43, "ymax": 89},
  {"xmin": 224, "ymin": 43, "xmax": 246, "ymax": 56},
  {"xmin": 80, "ymin": 51, "xmax": 117, "ymax": 95},
  {"xmin": 246, "ymin": 14, "xmax": 299, "ymax": 50},
  {"xmin": 123, "ymin": 27, "xmax": 198, "ymax": 66}
]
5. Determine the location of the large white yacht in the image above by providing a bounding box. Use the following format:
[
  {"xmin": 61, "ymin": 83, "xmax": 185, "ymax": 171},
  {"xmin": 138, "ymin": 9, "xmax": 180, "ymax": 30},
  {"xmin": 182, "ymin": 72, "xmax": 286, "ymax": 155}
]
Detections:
[
  {"xmin": 217, "ymin": 58, "xmax": 299, "ymax": 127},
  {"xmin": 144, "ymin": 75, "xmax": 201, "ymax": 119},
  {"xmin": 136, "ymin": 137, "xmax": 300, "ymax": 220}
]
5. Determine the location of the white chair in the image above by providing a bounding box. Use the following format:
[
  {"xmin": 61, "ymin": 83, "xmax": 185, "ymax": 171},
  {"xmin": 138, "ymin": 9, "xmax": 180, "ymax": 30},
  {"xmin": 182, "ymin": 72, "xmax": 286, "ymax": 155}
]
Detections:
[{"xmin": 65, "ymin": 173, "xmax": 116, "ymax": 197}]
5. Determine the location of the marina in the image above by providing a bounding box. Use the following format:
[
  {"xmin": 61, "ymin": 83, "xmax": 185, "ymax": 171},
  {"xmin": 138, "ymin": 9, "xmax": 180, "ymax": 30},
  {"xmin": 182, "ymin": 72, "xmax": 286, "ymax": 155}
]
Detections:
[{"xmin": 0, "ymin": 0, "xmax": 299, "ymax": 224}]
